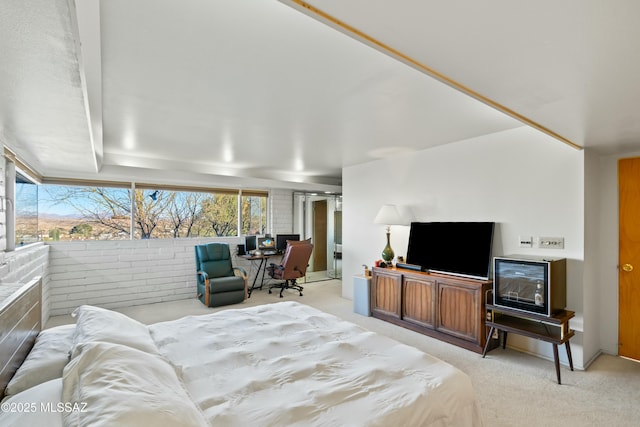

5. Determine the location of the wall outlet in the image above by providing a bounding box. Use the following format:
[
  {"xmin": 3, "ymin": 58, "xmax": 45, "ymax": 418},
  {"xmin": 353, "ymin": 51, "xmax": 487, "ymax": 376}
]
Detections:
[
  {"xmin": 538, "ymin": 237, "xmax": 564, "ymax": 249},
  {"xmin": 519, "ymin": 236, "xmax": 533, "ymax": 248}
]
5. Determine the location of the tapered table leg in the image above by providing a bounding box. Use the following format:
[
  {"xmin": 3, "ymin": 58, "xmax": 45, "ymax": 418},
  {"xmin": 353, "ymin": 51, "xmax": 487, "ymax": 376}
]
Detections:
[
  {"xmin": 552, "ymin": 344, "xmax": 561, "ymax": 384},
  {"xmin": 482, "ymin": 326, "xmax": 495, "ymax": 358},
  {"xmin": 565, "ymin": 341, "xmax": 574, "ymax": 371}
]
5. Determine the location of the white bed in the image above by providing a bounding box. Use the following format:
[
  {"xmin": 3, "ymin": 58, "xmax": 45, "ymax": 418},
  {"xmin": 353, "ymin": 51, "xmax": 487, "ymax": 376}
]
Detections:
[{"xmin": 1, "ymin": 301, "xmax": 483, "ymax": 426}]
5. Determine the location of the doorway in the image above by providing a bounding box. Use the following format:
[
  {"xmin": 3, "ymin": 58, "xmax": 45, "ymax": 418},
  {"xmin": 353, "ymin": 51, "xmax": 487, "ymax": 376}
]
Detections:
[
  {"xmin": 312, "ymin": 200, "xmax": 328, "ymax": 272},
  {"xmin": 293, "ymin": 192, "xmax": 342, "ymax": 282},
  {"xmin": 618, "ymin": 157, "xmax": 640, "ymax": 360}
]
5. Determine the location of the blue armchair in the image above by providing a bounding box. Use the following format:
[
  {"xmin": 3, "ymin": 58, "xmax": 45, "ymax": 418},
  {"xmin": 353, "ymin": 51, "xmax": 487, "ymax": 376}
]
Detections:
[{"xmin": 195, "ymin": 243, "xmax": 247, "ymax": 307}]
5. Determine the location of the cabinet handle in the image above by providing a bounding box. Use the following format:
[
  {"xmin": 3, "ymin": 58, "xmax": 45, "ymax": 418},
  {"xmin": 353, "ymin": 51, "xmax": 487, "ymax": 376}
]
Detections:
[{"xmin": 622, "ymin": 263, "xmax": 634, "ymax": 272}]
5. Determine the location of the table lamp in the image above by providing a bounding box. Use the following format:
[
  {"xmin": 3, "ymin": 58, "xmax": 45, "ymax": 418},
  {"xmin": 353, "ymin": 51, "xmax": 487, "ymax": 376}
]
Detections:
[{"xmin": 374, "ymin": 204, "xmax": 403, "ymax": 263}]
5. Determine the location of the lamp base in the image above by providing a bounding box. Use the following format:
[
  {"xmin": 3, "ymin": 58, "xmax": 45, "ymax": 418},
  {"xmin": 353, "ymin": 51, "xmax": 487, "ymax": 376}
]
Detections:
[{"xmin": 381, "ymin": 231, "xmax": 394, "ymax": 263}]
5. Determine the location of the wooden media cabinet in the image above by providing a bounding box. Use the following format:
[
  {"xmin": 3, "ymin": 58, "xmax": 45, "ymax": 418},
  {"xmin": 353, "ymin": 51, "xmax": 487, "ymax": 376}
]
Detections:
[{"xmin": 370, "ymin": 266, "xmax": 495, "ymax": 353}]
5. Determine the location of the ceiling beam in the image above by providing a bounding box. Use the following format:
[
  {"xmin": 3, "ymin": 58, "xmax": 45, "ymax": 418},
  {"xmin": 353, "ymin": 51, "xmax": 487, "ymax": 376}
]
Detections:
[{"xmin": 72, "ymin": 0, "xmax": 103, "ymax": 171}]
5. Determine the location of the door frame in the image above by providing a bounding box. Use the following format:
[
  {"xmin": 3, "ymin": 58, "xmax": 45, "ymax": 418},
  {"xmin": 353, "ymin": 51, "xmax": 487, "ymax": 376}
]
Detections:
[{"xmin": 618, "ymin": 157, "xmax": 640, "ymax": 360}]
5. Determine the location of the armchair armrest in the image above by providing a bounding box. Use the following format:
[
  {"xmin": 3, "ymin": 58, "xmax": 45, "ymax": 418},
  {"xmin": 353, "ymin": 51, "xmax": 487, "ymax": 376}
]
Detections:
[
  {"xmin": 197, "ymin": 270, "xmax": 210, "ymax": 306},
  {"xmin": 233, "ymin": 266, "xmax": 248, "ymax": 279},
  {"xmin": 197, "ymin": 270, "xmax": 209, "ymax": 282},
  {"xmin": 233, "ymin": 266, "xmax": 249, "ymax": 299}
]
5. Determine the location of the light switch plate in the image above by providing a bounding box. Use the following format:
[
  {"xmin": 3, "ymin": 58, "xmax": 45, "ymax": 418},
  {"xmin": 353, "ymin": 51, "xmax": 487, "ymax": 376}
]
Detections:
[
  {"xmin": 538, "ymin": 237, "xmax": 564, "ymax": 249},
  {"xmin": 519, "ymin": 236, "xmax": 533, "ymax": 248}
]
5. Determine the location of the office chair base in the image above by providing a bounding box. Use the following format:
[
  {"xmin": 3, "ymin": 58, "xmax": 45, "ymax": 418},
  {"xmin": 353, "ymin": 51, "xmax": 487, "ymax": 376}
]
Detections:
[{"xmin": 268, "ymin": 279, "xmax": 303, "ymax": 298}]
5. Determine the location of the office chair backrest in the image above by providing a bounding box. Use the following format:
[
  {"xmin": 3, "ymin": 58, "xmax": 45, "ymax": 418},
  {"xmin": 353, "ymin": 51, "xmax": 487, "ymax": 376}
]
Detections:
[
  {"xmin": 280, "ymin": 241, "xmax": 313, "ymax": 279},
  {"xmin": 195, "ymin": 243, "xmax": 234, "ymax": 279}
]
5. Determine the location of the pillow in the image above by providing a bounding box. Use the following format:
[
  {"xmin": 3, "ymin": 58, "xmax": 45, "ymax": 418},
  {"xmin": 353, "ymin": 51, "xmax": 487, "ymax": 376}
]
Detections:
[
  {"xmin": 0, "ymin": 379, "xmax": 63, "ymax": 427},
  {"xmin": 5, "ymin": 324, "xmax": 75, "ymax": 397},
  {"xmin": 71, "ymin": 305, "xmax": 159, "ymax": 358},
  {"xmin": 62, "ymin": 342, "xmax": 208, "ymax": 427}
]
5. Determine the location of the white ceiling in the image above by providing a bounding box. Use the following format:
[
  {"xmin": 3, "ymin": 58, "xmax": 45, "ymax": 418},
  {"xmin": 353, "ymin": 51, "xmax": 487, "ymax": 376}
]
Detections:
[{"xmin": 2, "ymin": 0, "xmax": 640, "ymax": 192}]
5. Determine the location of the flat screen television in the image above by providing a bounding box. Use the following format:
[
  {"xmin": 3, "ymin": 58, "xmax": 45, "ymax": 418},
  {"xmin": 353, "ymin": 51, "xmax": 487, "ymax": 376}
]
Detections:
[
  {"xmin": 276, "ymin": 234, "xmax": 300, "ymax": 252},
  {"xmin": 405, "ymin": 222, "xmax": 495, "ymax": 280}
]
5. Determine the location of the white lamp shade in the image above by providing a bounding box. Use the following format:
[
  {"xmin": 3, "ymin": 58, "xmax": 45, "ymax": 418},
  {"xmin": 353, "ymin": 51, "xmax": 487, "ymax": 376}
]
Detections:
[{"xmin": 374, "ymin": 204, "xmax": 403, "ymax": 226}]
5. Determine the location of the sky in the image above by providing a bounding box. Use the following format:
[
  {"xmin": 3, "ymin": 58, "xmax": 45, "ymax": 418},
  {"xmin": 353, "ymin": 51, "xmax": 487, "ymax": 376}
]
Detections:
[{"xmin": 36, "ymin": 185, "xmax": 129, "ymax": 217}]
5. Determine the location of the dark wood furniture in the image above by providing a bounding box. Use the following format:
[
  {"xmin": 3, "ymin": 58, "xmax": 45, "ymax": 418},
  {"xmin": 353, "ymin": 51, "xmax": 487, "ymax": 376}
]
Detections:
[
  {"xmin": 370, "ymin": 266, "xmax": 494, "ymax": 353},
  {"xmin": 242, "ymin": 253, "xmax": 281, "ymax": 297},
  {"xmin": 0, "ymin": 277, "xmax": 42, "ymax": 394},
  {"xmin": 482, "ymin": 302, "xmax": 575, "ymax": 384}
]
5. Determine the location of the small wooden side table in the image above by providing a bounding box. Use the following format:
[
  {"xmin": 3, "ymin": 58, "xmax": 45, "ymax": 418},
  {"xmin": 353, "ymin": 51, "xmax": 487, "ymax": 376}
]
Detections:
[{"xmin": 482, "ymin": 303, "xmax": 575, "ymax": 384}]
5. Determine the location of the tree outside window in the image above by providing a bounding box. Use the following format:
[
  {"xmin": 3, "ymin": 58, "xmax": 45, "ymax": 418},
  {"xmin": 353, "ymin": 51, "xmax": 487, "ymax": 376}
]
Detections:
[
  {"xmin": 36, "ymin": 185, "xmax": 266, "ymax": 241},
  {"xmin": 241, "ymin": 195, "xmax": 267, "ymax": 235}
]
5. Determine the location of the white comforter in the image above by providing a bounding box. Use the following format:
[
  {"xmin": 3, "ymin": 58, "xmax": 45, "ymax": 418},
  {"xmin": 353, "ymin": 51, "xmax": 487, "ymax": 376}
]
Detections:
[
  {"xmin": 1, "ymin": 302, "xmax": 483, "ymax": 427},
  {"xmin": 149, "ymin": 302, "xmax": 483, "ymax": 426}
]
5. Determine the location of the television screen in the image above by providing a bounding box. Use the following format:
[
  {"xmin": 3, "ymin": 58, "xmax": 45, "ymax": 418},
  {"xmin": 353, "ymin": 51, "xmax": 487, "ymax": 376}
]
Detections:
[
  {"xmin": 245, "ymin": 235, "xmax": 257, "ymax": 252},
  {"xmin": 405, "ymin": 222, "xmax": 495, "ymax": 280},
  {"xmin": 276, "ymin": 234, "xmax": 300, "ymax": 252}
]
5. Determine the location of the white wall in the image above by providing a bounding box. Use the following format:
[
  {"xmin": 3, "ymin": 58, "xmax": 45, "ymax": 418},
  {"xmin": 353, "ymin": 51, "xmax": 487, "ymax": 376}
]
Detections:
[
  {"xmin": 0, "ymin": 244, "xmax": 50, "ymax": 319},
  {"xmin": 269, "ymin": 189, "xmax": 294, "ymax": 234},
  {"xmin": 342, "ymin": 126, "xmax": 588, "ymax": 367},
  {"xmin": 582, "ymin": 148, "xmax": 602, "ymax": 365},
  {"xmin": 47, "ymin": 237, "xmax": 245, "ymax": 316}
]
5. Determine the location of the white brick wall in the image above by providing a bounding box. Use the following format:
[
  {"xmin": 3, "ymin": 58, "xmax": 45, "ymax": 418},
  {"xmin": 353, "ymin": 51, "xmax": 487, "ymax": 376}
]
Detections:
[
  {"xmin": 46, "ymin": 236, "xmax": 274, "ymax": 316},
  {"xmin": 270, "ymin": 189, "xmax": 293, "ymax": 234},
  {"xmin": 0, "ymin": 244, "xmax": 50, "ymax": 319}
]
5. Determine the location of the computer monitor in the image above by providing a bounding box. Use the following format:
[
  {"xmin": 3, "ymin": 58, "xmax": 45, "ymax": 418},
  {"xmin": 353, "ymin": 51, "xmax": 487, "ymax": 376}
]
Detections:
[
  {"xmin": 276, "ymin": 234, "xmax": 300, "ymax": 252},
  {"xmin": 245, "ymin": 235, "xmax": 257, "ymax": 253},
  {"xmin": 258, "ymin": 237, "xmax": 275, "ymax": 250}
]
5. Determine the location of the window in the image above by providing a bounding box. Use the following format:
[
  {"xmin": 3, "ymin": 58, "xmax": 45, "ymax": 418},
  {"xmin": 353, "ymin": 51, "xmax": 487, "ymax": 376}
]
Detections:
[
  {"xmin": 241, "ymin": 193, "xmax": 267, "ymax": 235},
  {"xmin": 39, "ymin": 185, "xmax": 131, "ymax": 241},
  {"xmin": 15, "ymin": 172, "xmax": 39, "ymax": 246},
  {"xmin": 33, "ymin": 183, "xmax": 267, "ymax": 241},
  {"xmin": 132, "ymin": 189, "xmax": 238, "ymax": 238}
]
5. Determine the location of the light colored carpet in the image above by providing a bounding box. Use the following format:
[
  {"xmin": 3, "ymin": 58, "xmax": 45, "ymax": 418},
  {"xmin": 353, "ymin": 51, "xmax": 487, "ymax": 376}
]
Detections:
[{"xmin": 47, "ymin": 279, "xmax": 640, "ymax": 427}]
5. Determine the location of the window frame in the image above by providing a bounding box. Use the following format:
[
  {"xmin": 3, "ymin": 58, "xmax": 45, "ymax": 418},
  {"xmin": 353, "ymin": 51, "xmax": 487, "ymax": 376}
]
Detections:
[
  {"xmin": 4, "ymin": 164, "xmax": 270, "ymax": 245},
  {"xmin": 14, "ymin": 169, "xmax": 39, "ymax": 247}
]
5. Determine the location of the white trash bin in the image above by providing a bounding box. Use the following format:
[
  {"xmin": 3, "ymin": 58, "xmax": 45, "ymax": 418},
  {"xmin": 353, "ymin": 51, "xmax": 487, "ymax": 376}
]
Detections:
[{"xmin": 353, "ymin": 275, "xmax": 371, "ymax": 316}]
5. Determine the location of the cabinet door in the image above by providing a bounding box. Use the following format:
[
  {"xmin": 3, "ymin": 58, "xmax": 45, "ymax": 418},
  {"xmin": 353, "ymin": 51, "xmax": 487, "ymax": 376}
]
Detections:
[
  {"xmin": 402, "ymin": 274, "xmax": 436, "ymax": 328},
  {"xmin": 436, "ymin": 281, "xmax": 480, "ymax": 342},
  {"xmin": 371, "ymin": 270, "xmax": 401, "ymax": 318}
]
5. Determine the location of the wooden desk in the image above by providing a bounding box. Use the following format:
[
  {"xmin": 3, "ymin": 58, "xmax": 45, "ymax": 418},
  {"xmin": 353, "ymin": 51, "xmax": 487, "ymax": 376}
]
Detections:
[
  {"xmin": 482, "ymin": 303, "xmax": 575, "ymax": 384},
  {"xmin": 242, "ymin": 253, "xmax": 281, "ymax": 297}
]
